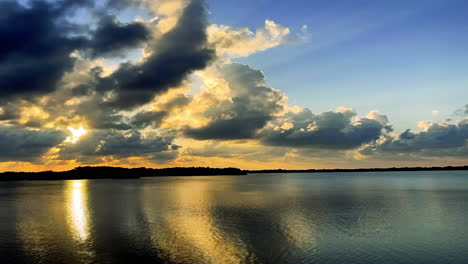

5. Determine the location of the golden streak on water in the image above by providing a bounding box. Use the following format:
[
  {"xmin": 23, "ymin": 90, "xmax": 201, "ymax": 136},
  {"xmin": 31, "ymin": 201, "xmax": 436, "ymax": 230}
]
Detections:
[
  {"xmin": 145, "ymin": 178, "xmax": 248, "ymax": 263},
  {"xmin": 280, "ymin": 210, "xmax": 317, "ymax": 249},
  {"xmin": 65, "ymin": 180, "xmax": 90, "ymax": 242},
  {"xmin": 279, "ymin": 177, "xmax": 318, "ymax": 249},
  {"xmin": 170, "ymin": 181, "xmax": 245, "ymax": 263}
]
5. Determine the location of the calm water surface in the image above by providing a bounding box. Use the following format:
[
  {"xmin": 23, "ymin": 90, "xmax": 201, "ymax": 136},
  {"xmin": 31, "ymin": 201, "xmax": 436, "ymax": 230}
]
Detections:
[{"xmin": 1, "ymin": 171, "xmax": 468, "ymax": 264}]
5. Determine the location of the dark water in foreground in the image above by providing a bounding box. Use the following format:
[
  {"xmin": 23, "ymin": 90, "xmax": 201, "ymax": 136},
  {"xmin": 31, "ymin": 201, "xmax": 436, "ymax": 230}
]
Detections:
[{"xmin": 1, "ymin": 171, "xmax": 468, "ymax": 264}]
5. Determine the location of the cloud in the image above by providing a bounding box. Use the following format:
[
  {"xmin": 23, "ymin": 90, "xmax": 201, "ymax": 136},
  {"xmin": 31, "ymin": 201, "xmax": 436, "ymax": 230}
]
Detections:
[
  {"xmin": 58, "ymin": 129, "xmax": 179, "ymax": 163},
  {"xmin": 183, "ymin": 63, "xmax": 390, "ymax": 152},
  {"xmin": 0, "ymin": 102, "xmax": 21, "ymax": 121},
  {"xmin": 150, "ymin": 151, "xmax": 180, "ymax": 164},
  {"xmin": 1, "ymin": 0, "xmax": 464, "ymax": 170},
  {"xmin": 6, "ymin": 0, "xmax": 214, "ymax": 133},
  {"xmin": 0, "ymin": 126, "xmax": 66, "ymax": 162},
  {"xmin": 360, "ymin": 119, "xmax": 468, "ymax": 158},
  {"xmin": 66, "ymin": 90, "xmax": 132, "ymax": 131},
  {"xmin": 129, "ymin": 93, "xmax": 192, "ymax": 129},
  {"xmin": 87, "ymin": 16, "xmax": 150, "ymax": 58},
  {"xmin": 105, "ymin": 0, "xmax": 144, "ymax": 8},
  {"xmin": 184, "ymin": 63, "xmax": 286, "ymax": 140},
  {"xmin": 0, "ymin": 0, "xmax": 87, "ymax": 98},
  {"xmin": 259, "ymin": 108, "xmax": 390, "ymax": 149},
  {"xmin": 130, "ymin": 111, "xmax": 168, "ymax": 129},
  {"xmin": 207, "ymin": 20, "xmax": 293, "ymax": 58},
  {"xmin": 185, "ymin": 141, "xmax": 258, "ymax": 158},
  {"xmin": 161, "ymin": 94, "xmax": 192, "ymax": 110},
  {"xmin": 92, "ymin": 0, "xmax": 215, "ymax": 110},
  {"xmin": 453, "ymin": 104, "xmax": 468, "ymax": 117}
]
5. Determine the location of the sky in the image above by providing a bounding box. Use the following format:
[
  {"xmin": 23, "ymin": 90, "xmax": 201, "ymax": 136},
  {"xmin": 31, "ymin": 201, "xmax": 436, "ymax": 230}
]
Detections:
[{"xmin": 0, "ymin": 0, "xmax": 467, "ymax": 171}]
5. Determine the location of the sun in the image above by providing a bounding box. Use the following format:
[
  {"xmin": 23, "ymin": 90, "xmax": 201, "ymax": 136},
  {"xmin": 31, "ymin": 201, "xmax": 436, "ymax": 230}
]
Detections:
[
  {"xmin": 65, "ymin": 126, "xmax": 88, "ymax": 143},
  {"xmin": 72, "ymin": 181, "xmax": 83, "ymax": 188}
]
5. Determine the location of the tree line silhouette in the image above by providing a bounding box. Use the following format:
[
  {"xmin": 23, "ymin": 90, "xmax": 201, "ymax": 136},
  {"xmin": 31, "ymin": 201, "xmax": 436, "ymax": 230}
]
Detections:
[
  {"xmin": 0, "ymin": 165, "xmax": 467, "ymax": 181},
  {"xmin": 0, "ymin": 166, "xmax": 246, "ymax": 181}
]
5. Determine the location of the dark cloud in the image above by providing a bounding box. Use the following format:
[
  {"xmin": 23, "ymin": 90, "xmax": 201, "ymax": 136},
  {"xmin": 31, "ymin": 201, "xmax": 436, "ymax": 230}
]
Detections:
[
  {"xmin": 70, "ymin": 83, "xmax": 94, "ymax": 97},
  {"xmin": 88, "ymin": 16, "xmax": 150, "ymax": 58},
  {"xmin": 128, "ymin": 95, "xmax": 191, "ymax": 128},
  {"xmin": 0, "ymin": 0, "xmax": 87, "ymax": 98},
  {"xmin": 453, "ymin": 104, "xmax": 468, "ymax": 117},
  {"xmin": 105, "ymin": 0, "xmax": 145, "ymax": 9},
  {"xmin": 0, "ymin": 102, "xmax": 20, "ymax": 121},
  {"xmin": 131, "ymin": 111, "xmax": 168, "ymax": 129},
  {"xmin": 150, "ymin": 151, "xmax": 180, "ymax": 164},
  {"xmin": 70, "ymin": 94, "xmax": 191, "ymax": 132},
  {"xmin": 58, "ymin": 130, "xmax": 179, "ymax": 162},
  {"xmin": 57, "ymin": 0, "xmax": 214, "ymax": 134},
  {"xmin": 184, "ymin": 63, "xmax": 387, "ymax": 147},
  {"xmin": 259, "ymin": 109, "xmax": 389, "ymax": 149},
  {"xmin": 70, "ymin": 95, "xmax": 132, "ymax": 130},
  {"xmin": 361, "ymin": 119, "xmax": 468, "ymax": 158},
  {"xmin": 89, "ymin": 93, "xmax": 191, "ymax": 130},
  {"xmin": 185, "ymin": 63, "xmax": 285, "ymax": 140},
  {"xmin": 94, "ymin": 0, "xmax": 215, "ymax": 109},
  {"xmin": 0, "ymin": 126, "xmax": 66, "ymax": 162}
]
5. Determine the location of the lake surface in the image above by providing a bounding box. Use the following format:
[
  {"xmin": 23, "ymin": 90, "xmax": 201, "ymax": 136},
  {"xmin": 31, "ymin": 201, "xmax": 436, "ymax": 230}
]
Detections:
[{"xmin": 1, "ymin": 171, "xmax": 468, "ymax": 264}]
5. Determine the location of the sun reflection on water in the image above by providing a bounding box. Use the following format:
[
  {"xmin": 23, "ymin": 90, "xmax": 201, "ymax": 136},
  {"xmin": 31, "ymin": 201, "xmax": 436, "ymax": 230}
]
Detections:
[
  {"xmin": 144, "ymin": 178, "xmax": 248, "ymax": 263},
  {"xmin": 65, "ymin": 180, "xmax": 90, "ymax": 242},
  {"xmin": 278, "ymin": 177, "xmax": 318, "ymax": 250}
]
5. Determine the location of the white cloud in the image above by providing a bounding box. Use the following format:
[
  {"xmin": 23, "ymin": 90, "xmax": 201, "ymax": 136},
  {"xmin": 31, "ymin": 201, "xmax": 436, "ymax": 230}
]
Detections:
[{"xmin": 207, "ymin": 20, "xmax": 293, "ymax": 58}]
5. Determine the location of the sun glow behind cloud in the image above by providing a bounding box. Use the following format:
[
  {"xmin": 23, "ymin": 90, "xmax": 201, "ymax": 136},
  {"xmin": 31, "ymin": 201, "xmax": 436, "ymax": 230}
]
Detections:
[{"xmin": 65, "ymin": 127, "xmax": 88, "ymax": 144}]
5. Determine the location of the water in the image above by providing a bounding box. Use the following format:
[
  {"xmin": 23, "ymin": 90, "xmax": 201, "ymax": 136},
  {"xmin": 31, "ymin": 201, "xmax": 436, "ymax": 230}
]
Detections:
[{"xmin": 1, "ymin": 171, "xmax": 468, "ymax": 264}]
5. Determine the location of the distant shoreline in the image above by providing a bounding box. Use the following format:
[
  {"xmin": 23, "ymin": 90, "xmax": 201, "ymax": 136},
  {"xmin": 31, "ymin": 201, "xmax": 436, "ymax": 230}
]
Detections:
[
  {"xmin": 0, "ymin": 165, "xmax": 467, "ymax": 182},
  {"xmin": 246, "ymin": 166, "xmax": 468, "ymax": 174}
]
